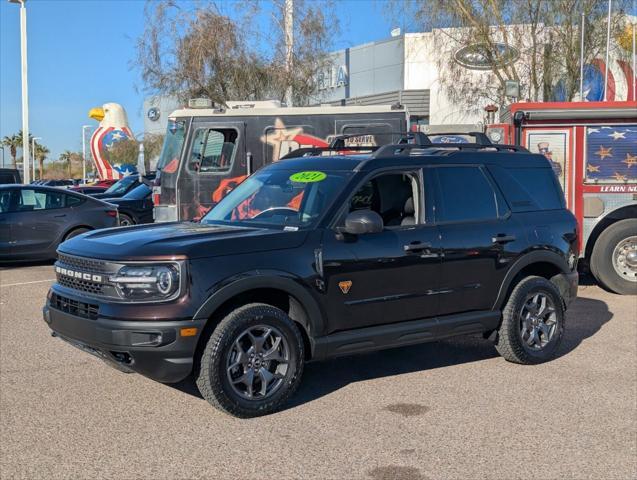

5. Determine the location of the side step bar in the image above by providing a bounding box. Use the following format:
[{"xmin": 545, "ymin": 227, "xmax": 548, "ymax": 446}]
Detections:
[{"xmin": 311, "ymin": 310, "xmax": 501, "ymax": 360}]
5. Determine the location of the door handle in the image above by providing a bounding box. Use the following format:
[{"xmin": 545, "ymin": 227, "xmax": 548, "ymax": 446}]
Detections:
[
  {"xmin": 404, "ymin": 241, "xmax": 432, "ymax": 253},
  {"xmin": 54, "ymin": 214, "xmax": 67, "ymax": 218},
  {"xmin": 492, "ymin": 234, "xmax": 516, "ymax": 244}
]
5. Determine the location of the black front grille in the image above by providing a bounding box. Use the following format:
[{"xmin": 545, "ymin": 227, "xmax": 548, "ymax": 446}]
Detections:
[
  {"xmin": 57, "ymin": 253, "xmax": 110, "ymax": 274},
  {"xmin": 50, "ymin": 293, "xmax": 99, "ymax": 320},
  {"xmin": 57, "ymin": 275, "xmax": 104, "ymax": 295}
]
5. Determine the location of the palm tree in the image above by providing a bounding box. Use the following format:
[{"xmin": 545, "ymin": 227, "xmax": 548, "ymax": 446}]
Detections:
[
  {"xmin": 33, "ymin": 143, "xmax": 50, "ymax": 179},
  {"xmin": 59, "ymin": 150, "xmax": 73, "ymax": 178},
  {"xmin": 1, "ymin": 134, "xmax": 21, "ymax": 168}
]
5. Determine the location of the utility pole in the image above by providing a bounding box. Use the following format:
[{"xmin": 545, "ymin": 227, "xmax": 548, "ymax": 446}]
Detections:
[
  {"xmin": 284, "ymin": 0, "xmax": 294, "ymax": 107},
  {"xmin": 82, "ymin": 125, "xmax": 91, "ymax": 183},
  {"xmin": 603, "ymin": 0, "xmax": 612, "ymax": 101},
  {"xmin": 9, "ymin": 0, "xmax": 30, "ymax": 183},
  {"xmin": 579, "ymin": 13, "xmax": 585, "ymax": 101}
]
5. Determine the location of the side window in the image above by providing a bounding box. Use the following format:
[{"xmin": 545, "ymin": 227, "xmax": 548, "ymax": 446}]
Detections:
[
  {"xmin": 434, "ymin": 166, "xmax": 498, "ymax": 223},
  {"xmin": 188, "ymin": 128, "xmax": 237, "ymax": 173},
  {"xmin": 0, "ymin": 190, "xmax": 14, "ymax": 213},
  {"xmin": 66, "ymin": 195, "xmax": 84, "ymax": 207},
  {"xmin": 348, "ymin": 172, "xmax": 420, "ymax": 228},
  {"xmin": 16, "ymin": 189, "xmax": 65, "ymax": 211}
]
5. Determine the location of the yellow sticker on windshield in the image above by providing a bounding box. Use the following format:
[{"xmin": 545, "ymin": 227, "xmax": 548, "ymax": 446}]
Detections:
[{"xmin": 289, "ymin": 171, "xmax": 327, "ymax": 183}]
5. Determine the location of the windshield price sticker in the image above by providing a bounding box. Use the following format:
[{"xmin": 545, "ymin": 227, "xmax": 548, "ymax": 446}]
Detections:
[{"xmin": 289, "ymin": 171, "xmax": 327, "ymax": 183}]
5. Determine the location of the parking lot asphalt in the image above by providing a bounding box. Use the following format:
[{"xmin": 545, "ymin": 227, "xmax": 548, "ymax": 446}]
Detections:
[{"xmin": 0, "ymin": 263, "xmax": 635, "ymax": 480}]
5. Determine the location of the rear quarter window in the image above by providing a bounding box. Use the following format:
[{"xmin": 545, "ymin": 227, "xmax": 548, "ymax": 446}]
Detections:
[{"xmin": 488, "ymin": 165, "xmax": 565, "ymax": 211}]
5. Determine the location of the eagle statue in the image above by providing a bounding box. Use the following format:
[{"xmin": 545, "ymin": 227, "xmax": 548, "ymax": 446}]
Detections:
[{"xmin": 88, "ymin": 102, "xmax": 136, "ymax": 180}]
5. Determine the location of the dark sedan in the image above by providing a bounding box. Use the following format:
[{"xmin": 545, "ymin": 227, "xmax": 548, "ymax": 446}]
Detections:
[
  {"xmin": 69, "ymin": 185, "xmax": 109, "ymax": 195},
  {"xmin": 0, "ymin": 185, "xmax": 119, "ymax": 261},
  {"xmin": 91, "ymin": 173, "xmax": 155, "ymax": 200},
  {"xmin": 104, "ymin": 184, "xmax": 153, "ymax": 226}
]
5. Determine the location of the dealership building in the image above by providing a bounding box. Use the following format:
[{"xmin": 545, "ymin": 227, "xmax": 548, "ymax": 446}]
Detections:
[{"xmin": 144, "ymin": 27, "xmax": 635, "ymax": 136}]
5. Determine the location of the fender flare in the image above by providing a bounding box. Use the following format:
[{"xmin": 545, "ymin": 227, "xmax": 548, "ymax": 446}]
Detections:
[
  {"xmin": 492, "ymin": 250, "xmax": 570, "ymax": 310},
  {"xmin": 192, "ymin": 273, "xmax": 326, "ymax": 337}
]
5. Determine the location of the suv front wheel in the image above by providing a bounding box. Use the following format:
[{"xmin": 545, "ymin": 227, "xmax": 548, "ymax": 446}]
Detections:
[
  {"xmin": 195, "ymin": 303, "xmax": 305, "ymax": 418},
  {"xmin": 495, "ymin": 276, "xmax": 565, "ymax": 364}
]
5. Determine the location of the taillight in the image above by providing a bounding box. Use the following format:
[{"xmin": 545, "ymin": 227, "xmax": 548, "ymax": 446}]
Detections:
[
  {"xmin": 152, "ymin": 172, "xmax": 161, "ymax": 205},
  {"xmin": 105, "ymin": 210, "xmax": 117, "ymax": 217}
]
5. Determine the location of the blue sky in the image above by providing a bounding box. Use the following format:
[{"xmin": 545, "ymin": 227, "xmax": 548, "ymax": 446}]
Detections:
[{"xmin": 0, "ymin": 0, "xmax": 397, "ymax": 163}]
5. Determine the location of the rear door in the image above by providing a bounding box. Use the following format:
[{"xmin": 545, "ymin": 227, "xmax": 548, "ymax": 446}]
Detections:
[
  {"xmin": 10, "ymin": 188, "xmax": 68, "ymax": 257},
  {"xmin": 177, "ymin": 121, "xmax": 246, "ymax": 220},
  {"xmin": 432, "ymin": 165, "xmax": 525, "ymax": 315}
]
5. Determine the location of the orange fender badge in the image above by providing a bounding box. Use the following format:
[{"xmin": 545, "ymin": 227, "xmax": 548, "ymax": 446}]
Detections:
[{"xmin": 338, "ymin": 281, "xmax": 352, "ymax": 294}]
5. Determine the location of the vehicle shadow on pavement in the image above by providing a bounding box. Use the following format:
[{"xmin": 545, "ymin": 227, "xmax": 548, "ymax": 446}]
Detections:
[{"xmin": 169, "ymin": 295, "xmax": 612, "ymax": 410}]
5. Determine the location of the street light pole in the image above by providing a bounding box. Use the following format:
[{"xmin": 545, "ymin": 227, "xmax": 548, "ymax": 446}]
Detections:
[
  {"xmin": 31, "ymin": 136, "xmax": 40, "ymax": 180},
  {"xmin": 82, "ymin": 125, "xmax": 91, "ymax": 183},
  {"xmin": 9, "ymin": 0, "xmax": 30, "ymax": 184}
]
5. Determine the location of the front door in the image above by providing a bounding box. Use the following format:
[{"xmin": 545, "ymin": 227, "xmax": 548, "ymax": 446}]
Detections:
[
  {"xmin": 10, "ymin": 188, "xmax": 67, "ymax": 257},
  {"xmin": 321, "ymin": 170, "xmax": 441, "ymax": 333},
  {"xmin": 431, "ymin": 165, "xmax": 525, "ymax": 315},
  {"xmin": 0, "ymin": 188, "xmax": 15, "ymax": 257}
]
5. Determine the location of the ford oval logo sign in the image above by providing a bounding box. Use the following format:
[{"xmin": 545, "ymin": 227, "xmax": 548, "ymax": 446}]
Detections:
[
  {"xmin": 147, "ymin": 107, "xmax": 160, "ymax": 122},
  {"xmin": 454, "ymin": 43, "xmax": 519, "ymax": 70}
]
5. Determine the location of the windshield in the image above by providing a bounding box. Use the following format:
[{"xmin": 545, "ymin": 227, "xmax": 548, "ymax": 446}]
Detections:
[
  {"xmin": 202, "ymin": 169, "xmax": 351, "ymax": 229},
  {"xmin": 104, "ymin": 175, "xmax": 137, "ymax": 195},
  {"xmin": 123, "ymin": 183, "xmax": 151, "ymax": 200},
  {"xmin": 156, "ymin": 119, "xmax": 186, "ymax": 173}
]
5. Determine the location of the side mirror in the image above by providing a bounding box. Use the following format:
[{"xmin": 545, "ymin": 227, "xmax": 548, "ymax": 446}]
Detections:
[{"xmin": 342, "ymin": 209, "xmax": 384, "ymax": 235}]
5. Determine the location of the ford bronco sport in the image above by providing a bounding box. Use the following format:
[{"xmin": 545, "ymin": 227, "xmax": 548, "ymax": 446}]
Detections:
[{"xmin": 43, "ymin": 136, "xmax": 579, "ymax": 417}]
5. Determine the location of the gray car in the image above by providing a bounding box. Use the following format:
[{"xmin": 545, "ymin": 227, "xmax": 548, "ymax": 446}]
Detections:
[{"xmin": 0, "ymin": 185, "xmax": 119, "ymax": 261}]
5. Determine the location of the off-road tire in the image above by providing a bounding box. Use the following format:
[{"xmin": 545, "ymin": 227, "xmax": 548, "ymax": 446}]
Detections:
[
  {"xmin": 590, "ymin": 219, "xmax": 637, "ymax": 295},
  {"xmin": 63, "ymin": 227, "xmax": 89, "ymax": 241},
  {"xmin": 495, "ymin": 276, "xmax": 565, "ymax": 364},
  {"xmin": 195, "ymin": 303, "xmax": 304, "ymax": 418}
]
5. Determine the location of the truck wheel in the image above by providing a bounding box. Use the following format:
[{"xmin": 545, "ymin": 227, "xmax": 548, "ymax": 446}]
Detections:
[
  {"xmin": 495, "ymin": 276, "xmax": 565, "ymax": 365},
  {"xmin": 195, "ymin": 303, "xmax": 304, "ymax": 418},
  {"xmin": 590, "ymin": 219, "xmax": 637, "ymax": 295}
]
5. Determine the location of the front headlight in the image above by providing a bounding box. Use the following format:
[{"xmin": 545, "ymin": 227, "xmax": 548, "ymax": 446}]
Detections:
[{"xmin": 109, "ymin": 263, "xmax": 181, "ymax": 301}]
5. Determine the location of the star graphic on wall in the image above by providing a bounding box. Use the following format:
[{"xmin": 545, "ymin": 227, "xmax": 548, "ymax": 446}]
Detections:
[
  {"xmin": 261, "ymin": 118, "xmax": 303, "ymax": 162},
  {"xmin": 111, "ymin": 131, "xmax": 125, "ymax": 140},
  {"xmin": 612, "ymin": 172, "xmax": 628, "ymax": 182},
  {"xmin": 623, "ymin": 153, "xmax": 637, "ymax": 168},
  {"xmin": 608, "ymin": 131, "xmax": 626, "ymax": 140},
  {"xmin": 586, "ymin": 164, "xmax": 601, "ymax": 173},
  {"xmin": 595, "ymin": 145, "xmax": 613, "ymax": 159}
]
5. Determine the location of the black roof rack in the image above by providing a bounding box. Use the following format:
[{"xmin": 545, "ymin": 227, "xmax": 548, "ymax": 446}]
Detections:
[
  {"xmin": 279, "ymin": 145, "xmax": 379, "ymax": 160},
  {"xmin": 372, "ymin": 142, "xmax": 529, "ymax": 158}
]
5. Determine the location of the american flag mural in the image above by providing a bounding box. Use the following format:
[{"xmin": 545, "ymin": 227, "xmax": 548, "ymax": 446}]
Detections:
[{"xmin": 585, "ymin": 126, "xmax": 637, "ymax": 183}]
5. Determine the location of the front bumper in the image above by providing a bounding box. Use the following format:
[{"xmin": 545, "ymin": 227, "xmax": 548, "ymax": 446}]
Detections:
[{"xmin": 43, "ymin": 304, "xmax": 205, "ymax": 383}]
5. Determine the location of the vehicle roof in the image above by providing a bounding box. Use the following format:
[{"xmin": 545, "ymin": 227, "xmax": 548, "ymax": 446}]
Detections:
[
  {"xmin": 0, "ymin": 184, "xmax": 90, "ymax": 196},
  {"xmin": 267, "ymin": 148, "xmax": 551, "ymax": 173},
  {"xmin": 170, "ymin": 105, "xmax": 405, "ymax": 119}
]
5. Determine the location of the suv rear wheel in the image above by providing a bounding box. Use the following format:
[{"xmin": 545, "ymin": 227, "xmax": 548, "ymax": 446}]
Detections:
[
  {"xmin": 195, "ymin": 303, "xmax": 304, "ymax": 418},
  {"xmin": 495, "ymin": 276, "xmax": 565, "ymax": 364}
]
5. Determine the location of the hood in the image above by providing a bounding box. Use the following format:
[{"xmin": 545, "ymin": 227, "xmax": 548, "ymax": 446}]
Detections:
[{"xmin": 58, "ymin": 222, "xmax": 309, "ymax": 261}]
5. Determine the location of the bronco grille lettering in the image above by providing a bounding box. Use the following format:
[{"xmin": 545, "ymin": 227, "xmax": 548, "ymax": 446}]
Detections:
[{"xmin": 55, "ymin": 266, "xmax": 103, "ymax": 283}]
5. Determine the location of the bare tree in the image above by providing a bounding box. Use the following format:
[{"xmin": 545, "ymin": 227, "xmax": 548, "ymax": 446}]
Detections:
[
  {"xmin": 134, "ymin": 0, "xmax": 339, "ymax": 106},
  {"xmin": 392, "ymin": 0, "xmax": 630, "ymax": 115}
]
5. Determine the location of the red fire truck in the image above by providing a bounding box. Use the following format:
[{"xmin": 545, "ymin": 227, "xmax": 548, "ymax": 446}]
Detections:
[{"xmin": 486, "ymin": 101, "xmax": 637, "ymax": 295}]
